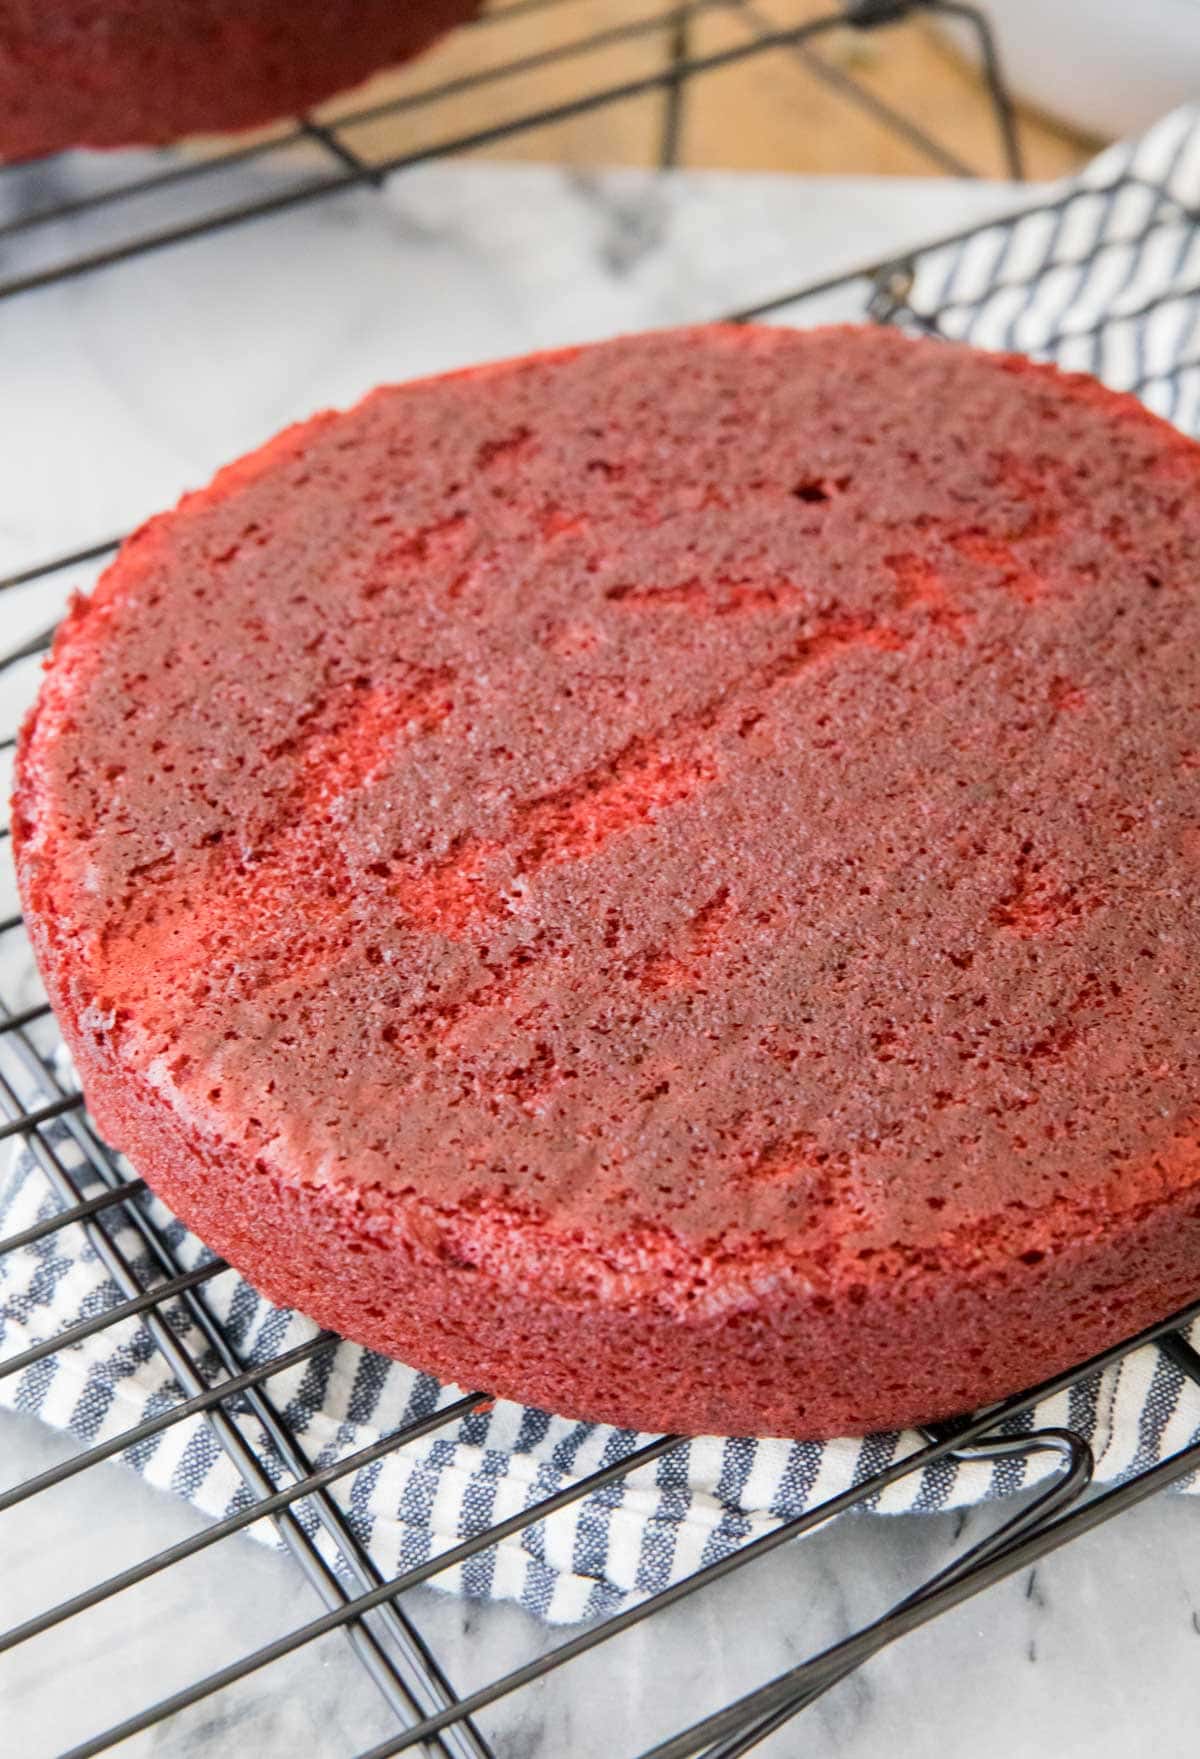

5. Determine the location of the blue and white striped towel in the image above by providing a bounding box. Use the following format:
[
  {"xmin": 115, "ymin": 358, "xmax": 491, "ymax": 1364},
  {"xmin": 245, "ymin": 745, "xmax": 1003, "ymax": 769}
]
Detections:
[{"xmin": 4, "ymin": 108, "xmax": 1200, "ymax": 1625}]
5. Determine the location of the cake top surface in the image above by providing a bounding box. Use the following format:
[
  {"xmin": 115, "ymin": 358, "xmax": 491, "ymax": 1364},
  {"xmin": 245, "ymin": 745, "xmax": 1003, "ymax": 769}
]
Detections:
[{"xmin": 17, "ymin": 324, "xmax": 1200, "ymax": 1287}]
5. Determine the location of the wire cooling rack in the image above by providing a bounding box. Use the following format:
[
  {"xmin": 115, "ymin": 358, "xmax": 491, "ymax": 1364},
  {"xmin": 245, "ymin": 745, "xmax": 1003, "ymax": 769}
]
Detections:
[
  {"xmin": 2, "ymin": 5, "xmax": 1200, "ymax": 1756},
  {"xmin": 0, "ymin": 0, "xmax": 1025, "ymax": 306}
]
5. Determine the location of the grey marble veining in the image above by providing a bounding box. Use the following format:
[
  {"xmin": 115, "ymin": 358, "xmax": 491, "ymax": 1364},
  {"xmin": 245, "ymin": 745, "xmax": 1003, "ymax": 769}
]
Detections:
[{"xmin": 2, "ymin": 157, "xmax": 1198, "ymax": 1758}]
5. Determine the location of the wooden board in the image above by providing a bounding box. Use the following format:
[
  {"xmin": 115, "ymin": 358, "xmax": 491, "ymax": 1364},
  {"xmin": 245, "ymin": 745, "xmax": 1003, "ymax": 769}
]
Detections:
[{"xmin": 295, "ymin": 0, "xmax": 1098, "ymax": 181}]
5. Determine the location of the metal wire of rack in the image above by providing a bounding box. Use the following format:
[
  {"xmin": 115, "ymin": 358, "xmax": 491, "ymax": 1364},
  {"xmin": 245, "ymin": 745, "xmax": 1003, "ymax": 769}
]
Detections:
[{"xmin": 2, "ymin": 5, "xmax": 1200, "ymax": 1757}]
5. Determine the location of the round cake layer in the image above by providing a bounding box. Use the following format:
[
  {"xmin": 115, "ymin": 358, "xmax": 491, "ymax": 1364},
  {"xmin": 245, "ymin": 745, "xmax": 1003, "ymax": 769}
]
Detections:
[
  {"xmin": 0, "ymin": 0, "xmax": 476, "ymax": 162},
  {"xmin": 16, "ymin": 324, "xmax": 1200, "ymax": 1437}
]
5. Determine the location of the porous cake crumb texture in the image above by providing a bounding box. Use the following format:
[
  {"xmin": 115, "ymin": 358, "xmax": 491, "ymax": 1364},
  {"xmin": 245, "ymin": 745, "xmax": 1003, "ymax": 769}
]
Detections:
[{"xmin": 16, "ymin": 325, "xmax": 1200, "ymax": 1435}]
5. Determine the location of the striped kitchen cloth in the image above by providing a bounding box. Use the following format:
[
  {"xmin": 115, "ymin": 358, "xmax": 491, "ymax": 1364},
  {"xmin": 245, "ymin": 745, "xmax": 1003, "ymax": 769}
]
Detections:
[{"xmin": 4, "ymin": 105, "xmax": 1200, "ymax": 1626}]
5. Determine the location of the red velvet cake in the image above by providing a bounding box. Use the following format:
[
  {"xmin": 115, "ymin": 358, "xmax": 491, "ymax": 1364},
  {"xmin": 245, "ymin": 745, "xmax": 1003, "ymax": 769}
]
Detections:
[
  {"xmin": 15, "ymin": 324, "xmax": 1200, "ymax": 1438},
  {"xmin": 0, "ymin": 1, "xmax": 477, "ymax": 162}
]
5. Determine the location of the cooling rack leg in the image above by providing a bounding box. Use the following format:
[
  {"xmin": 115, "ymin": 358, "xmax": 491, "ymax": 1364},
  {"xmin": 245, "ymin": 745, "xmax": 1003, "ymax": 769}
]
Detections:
[
  {"xmin": 659, "ymin": 6, "xmax": 691, "ymax": 168},
  {"xmin": 929, "ymin": 0, "xmax": 1025, "ymax": 180},
  {"xmin": 685, "ymin": 1428, "xmax": 1093, "ymax": 1759}
]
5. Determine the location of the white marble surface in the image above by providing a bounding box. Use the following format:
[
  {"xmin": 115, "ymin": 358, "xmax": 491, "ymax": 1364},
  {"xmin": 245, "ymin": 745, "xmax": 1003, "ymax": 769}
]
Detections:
[{"xmin": 2, "ymin": 154, "xmax": 1199, "ymax": 1758}]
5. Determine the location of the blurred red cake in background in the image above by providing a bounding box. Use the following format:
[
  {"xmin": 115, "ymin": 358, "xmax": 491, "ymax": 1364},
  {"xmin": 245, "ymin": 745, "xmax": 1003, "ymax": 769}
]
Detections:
[{"xmin": 0, "ymin": 0, "xmax": 478, "ymax": 162}]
